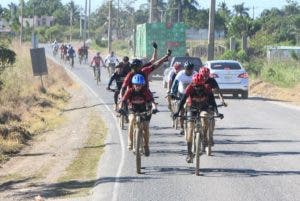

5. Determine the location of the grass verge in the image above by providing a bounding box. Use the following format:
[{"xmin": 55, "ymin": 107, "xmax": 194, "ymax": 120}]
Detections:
[
  {"xmin": 0, "ymin": 41, "xmax": 73, "ymax": 163},
  {"xmin": 57, "ymin": 111, "xmax": 107, "ymax": 198}
]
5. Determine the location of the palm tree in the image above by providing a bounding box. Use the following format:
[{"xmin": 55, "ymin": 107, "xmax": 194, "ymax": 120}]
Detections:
[{"xmin": 233, "ymin": 3, "xmax": 249, "ymax": 17}]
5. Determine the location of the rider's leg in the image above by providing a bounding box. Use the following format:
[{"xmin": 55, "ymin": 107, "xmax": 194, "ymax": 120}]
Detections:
[
  {"xmin": 127, "ymin": 114, "xmax": 135, "ymax": 150},
  {"xmin": 113, "ymin": 91, "xmax": 119, "ymax": 110},
  {"xmin": 167, "ymin": 95, "xmax": 172, "ymax": 111},
  {"xmin": 186, "ymin": 119, "xmax": 195, "ymax": 163},
  {"xmin": 200, "ymin": 111, "xmax": 210, "ymax": 147},
  {"xmin": 179, "ymin": 108, "xmax": 185, "ymax": 135}
]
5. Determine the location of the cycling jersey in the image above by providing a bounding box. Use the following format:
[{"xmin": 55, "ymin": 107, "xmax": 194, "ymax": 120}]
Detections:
[
  {"xmin": 108, "ymin": 72, "xmax": 125, "ymax": 90},
  {"xmin": 105, "ymin": 55, "xmax": 119, "ymax": 65},
  {"xmin": 91, "ymin": 56, "xmax": 103, "ymax": 66},
  {"xmin": 167, "ymin": 69, "xmax": 178, "ymax": 83},
  {"xmin": 122, "ymin": 88, "xmax": 153, "ymax": 112},
  {"xmin": 185, "ymin": 84, "xmax": 212, "ymax": 109},
  {"xmin": 205, "ymin": 77, "xmax": 219, "ymax": 89},
  {"xmin": 171, "ymin": 70, "xmax": 197, "ymax": 94},
  {"xmin": 68, "ymin": 48, "xmax": 75, "ymax": 58}
]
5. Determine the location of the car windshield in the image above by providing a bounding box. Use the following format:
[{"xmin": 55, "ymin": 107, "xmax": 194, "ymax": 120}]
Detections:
[{"xmin": 211, "ymin": 62, "xmax": 241, "ymax": 70}]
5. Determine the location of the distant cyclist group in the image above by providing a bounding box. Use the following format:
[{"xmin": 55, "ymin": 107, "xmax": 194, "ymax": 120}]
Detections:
[{"xmin": 51, "ymin": 40, "xmax": 227, "ymax": 175}]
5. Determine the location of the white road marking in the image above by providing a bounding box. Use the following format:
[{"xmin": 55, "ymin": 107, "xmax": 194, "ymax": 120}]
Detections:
[{"xmin": 47, "ymin": 53, "xmax": 125, "ymax": 201}]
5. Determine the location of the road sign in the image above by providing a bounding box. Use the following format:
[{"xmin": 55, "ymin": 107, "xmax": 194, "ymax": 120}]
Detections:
[{"xmin": 30, "ymin": 48, "xmax": 48, "ymax": 76}]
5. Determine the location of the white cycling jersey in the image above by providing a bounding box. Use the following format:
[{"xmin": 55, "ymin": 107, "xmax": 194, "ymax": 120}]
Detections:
[
  {"xmin": 105, "ymin": 55, "xmax": 119, "ymax": 65},
  {"xmin": 173, "ymin": 70, "xmax": 197, "ymax": 94},
  {"xmin": 167, "ymin": 69, "xmax": 176, "ymax": 82}
]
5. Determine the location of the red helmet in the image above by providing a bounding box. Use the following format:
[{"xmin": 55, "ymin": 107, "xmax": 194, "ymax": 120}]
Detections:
[
  {"xmin": 200, "ymin": 67, "xmax": 210, "ymax": 79},
  {"xmin": 192, "ymin": 73, "xmax": 205, "ymax": 85},
  {"xmin": 173, "ymin": 62, "xmax": 182, "ymax": 71}
]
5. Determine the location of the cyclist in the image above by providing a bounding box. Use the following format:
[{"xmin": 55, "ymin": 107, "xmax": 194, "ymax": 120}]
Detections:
[
  {"xmin": 105, "ymin": 51, "xmax": 120, "ymax": 76},
  {"xmin": 67, "ymin": 46, "xmax": 76, "ymax": 67},
  {"xmin": 90, "ymin": 52, "xmax": 105, "ymax": 81},
  {"xmin": 200, "ymin": 67, "xmax": 227, "ymax": 110},
  {"xmin": 116, "ymin": 56, "xmax": 131, "ymax": 75},
  {"xmin": 166, "ymin": 62, "xmax": 182, "ymax": 111},
  {"xmin": 78, "ymin": 46, "xmax": 85, "ymax": 64},
  {"xmin": 83, "ymin": 45, "xmax": 89, "ymax": 63},
  {"xmin": 121, "ymin": 46, "xmax": 171, "ymax": 96},
  {"xmin": 173, "ymin": 73, "xmax": 215, "ymax": 163},
  {"xmin": 119, "ymin": 74, "xmax": 158, "ymax": 156},
  {"xmin": 106, "ymin": 65, "xmax": 127, "ymax": 111},
  {"xmin": 170, "ymin": 61, "xmax": 197, "ymax": 135}
]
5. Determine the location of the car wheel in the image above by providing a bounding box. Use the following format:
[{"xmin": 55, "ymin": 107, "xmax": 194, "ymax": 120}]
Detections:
[{"xmin": 241, "ymin": 91, "xmax": 248, "ymax": 99}]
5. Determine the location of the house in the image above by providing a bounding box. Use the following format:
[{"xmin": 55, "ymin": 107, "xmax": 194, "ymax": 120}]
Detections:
[
  {"xmin": 0, "ymin": 18, "xmax": 11, "ymax": 33},
  {"xmin": 19, "ymin": 16, "xmax": 55, "ymax": 28}
]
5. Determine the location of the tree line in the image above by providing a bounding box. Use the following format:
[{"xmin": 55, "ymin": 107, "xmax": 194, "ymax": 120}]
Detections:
[{"xmin": 1, "ymin": 0, "xmax": 299, "ymax": 55}]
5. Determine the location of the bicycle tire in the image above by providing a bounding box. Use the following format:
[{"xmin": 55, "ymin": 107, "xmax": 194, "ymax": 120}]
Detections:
[
  {"xmin": 206, "ymin": 118, "xmax": 214, "ymax": 156},
  {"xmin": 119, "ymin": 115, "xmax": 125, "ymax": 130},
  {"xmin": 195, "ymin": 131, "xmax": 201, "ymax": 176},
  {"xmin": 135, "ymin": 127, "xmax": 141, "ymax": 174},
  {"xmin": 96, "ymin": 69, "xmax": 101, "ymax": 85}
]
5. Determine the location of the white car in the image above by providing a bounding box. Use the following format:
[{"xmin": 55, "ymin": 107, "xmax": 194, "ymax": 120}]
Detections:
[{"xmin": 203, "ymin": 60, "xmax": 249, "ymax": 99}]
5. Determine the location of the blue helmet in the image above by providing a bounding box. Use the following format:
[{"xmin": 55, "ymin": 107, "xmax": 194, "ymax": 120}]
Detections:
[{"xmin": 132, "ymin": 74, "xmax": 145, "ymax": 85}]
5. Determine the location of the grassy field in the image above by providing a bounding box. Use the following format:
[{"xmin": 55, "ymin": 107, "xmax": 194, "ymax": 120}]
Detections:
[{"xmin": 0, "ymin": 41, "xmax": 73, "ymax": 163}]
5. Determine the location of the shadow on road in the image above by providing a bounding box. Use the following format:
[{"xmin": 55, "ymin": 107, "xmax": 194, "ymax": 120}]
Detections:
[
  {"xmin": 215, "ymin": 139, "xmax": 300, "ymax": 145},
  {"xmin": 2, "ymin": 176, "xmax": 157, "ymax": 200},
  {"xmin": 214, "ymin": 150, "xmax": 300, "ymax": 157},
  {"xmin": 62, "ymin": 103, "xmax": 113, "ymax": 112},
  {"xmin": 144, "ymin": 166, "xmax": 194, "ymax": 175},
  {"xmin": 201, "ymin": 168, "xmax": 300, "ymax": 177}
]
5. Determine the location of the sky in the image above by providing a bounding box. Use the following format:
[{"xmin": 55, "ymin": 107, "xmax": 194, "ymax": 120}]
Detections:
[{"xmin": 1, "ymin": 0, "xmax": 300, "ymax": 18}]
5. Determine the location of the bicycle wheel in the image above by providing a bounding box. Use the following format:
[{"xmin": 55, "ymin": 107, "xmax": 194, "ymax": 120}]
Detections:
[
  {"xmin": 195, "ymin": 131, "xmax": 201, "ymax": 176},
  {"xmin": 135, "ymin": 127, "xmax": 142, "ymax": 174},
  {"xmin": 206, "ymin": 119, "xmax": 214, "ymax": 156},
  {"xmin": 119, "ymin": 114, "xmax": 124, "ymax": 130},
  {"xmin": 96, "ymin": 69, "xmax": 101, "ymax": 85}
]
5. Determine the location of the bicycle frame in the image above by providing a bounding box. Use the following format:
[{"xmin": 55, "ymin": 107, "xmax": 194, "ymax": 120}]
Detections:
[{"xmin": 132, "ymin": 111, "xmax": 151, "ymax": 174}]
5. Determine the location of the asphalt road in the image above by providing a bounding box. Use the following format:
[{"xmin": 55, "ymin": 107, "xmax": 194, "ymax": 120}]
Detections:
[{"xmin": 46, "ymin": 46, "xmax": 300, "ymax": 201}]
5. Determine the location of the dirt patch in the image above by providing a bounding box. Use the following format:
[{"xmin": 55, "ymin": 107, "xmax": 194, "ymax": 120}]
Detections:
[
  {"xmin": 0, "ymin": 86, "xmax": 98, "ymax": 201},
  {"xmin": 250, "ymin": 79, "xmax": 300, "ymax": 106}
]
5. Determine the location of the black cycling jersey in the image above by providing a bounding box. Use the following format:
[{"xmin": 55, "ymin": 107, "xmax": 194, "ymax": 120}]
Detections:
[{"xmin": 205, "ymin": 77, "xmax": 219, "ymax": 89}]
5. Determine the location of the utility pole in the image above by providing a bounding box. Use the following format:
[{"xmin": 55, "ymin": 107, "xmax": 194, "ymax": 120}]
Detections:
[
  {"xmin": 149, "ymin": 0, "xmax": 154, "ymax": 22},
  {"xmin": 108, "ymin": 0, "xmax": 112, "ymax": 53},
  {"xmin": 70, "ymin": 9, "xmax": 72, "ymax": 42},
  {"xmin": 207, "ymin": 0, "xmax": 216, "ymax": 60},
  {"xmin": 20, "ymin": 0, "xmax": 23, "ymax": 45},
  {"xmin": 177, "ymin": 0, "xmax": 181, "ymax": 22},
  {"xmin": 88, "ymin": 0, "xmax": 91, "ymax": 39},
  {"xmin": 83, "ymin": 0, "xmax": 87, "ymax": 45},
  {"xmin": 117, "ymin": 0, "xmax": 119, "ymax": 39}
]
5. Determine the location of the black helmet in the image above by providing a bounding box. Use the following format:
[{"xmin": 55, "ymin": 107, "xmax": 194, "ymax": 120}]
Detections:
[
  {"xmin": 131, "ymin": 59, "xmax": 143, "ymax": 70},
  {"xmin": 184, "ymin": 61, "xmax": 194, "ymax": 70},
  {"xmin": 123, "ymin": 56, "xmax": 129, "ymax": 62}
]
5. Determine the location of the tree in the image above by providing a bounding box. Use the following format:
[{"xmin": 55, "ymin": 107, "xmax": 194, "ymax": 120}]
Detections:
[{"xmin": 0, "ymin": 46, "xmax": 16, "ymax": 76}]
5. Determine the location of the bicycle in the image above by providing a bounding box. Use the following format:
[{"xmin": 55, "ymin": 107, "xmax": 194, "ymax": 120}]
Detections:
[
  {"xmin": 175, "ymin": 106, "xmax": 223, "ymax": 176},
  {"xmin": 132, "ymin": 110, "xmax": 156, "ymax": 174}
]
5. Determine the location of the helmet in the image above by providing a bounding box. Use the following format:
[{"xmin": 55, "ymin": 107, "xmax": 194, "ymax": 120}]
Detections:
[
  {"xmin": 200, "ymin": 67, "xmax": 210, "ymax": 79},
  {"xmin": 131, "ymin": 59, "xmax": 143, "ymax": 70},
  {"xmin": 123, "ymin": 56, "xmax": 129, "ymax": 62},
  {"xmin": 192, "ymin": 73, "xmax": 205, "ymax": 85},
  {"xmin": 132, "ymin": 74, "xmax": 145, "ymax": 85},
  {"xmin": 184, "ymin": 61, "xmax": 194, "ymax": 70},
  {"xmin": 173, "ymin": 62, "xmax": 182, "ymax": 71}
]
